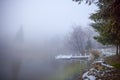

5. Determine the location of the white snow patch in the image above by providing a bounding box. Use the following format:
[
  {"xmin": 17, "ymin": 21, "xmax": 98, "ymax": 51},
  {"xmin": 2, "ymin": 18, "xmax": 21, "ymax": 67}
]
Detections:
[
  {"xmin": 55, "ymin": 54, "xmax": 90, "ymax": 60},
  {"xmin": 93, "ymin": 60, "xmax": 104, "ymax": 64},
  {"xmin": 55, "ymin": 54, "xmax": 72, "ymax": 59},
  {"xmin": 101, "ymin": 63, "xmax": 113, "ymax": 68},
  {"xmin": 82, "ymin": 60, "xmax": 114, "ymax": 80},
  {"xmin": 82, "ymin": 71, "xmax": 96, "ymax": 80},
  {"xmin": 93, "ymin": 60, "xmax": 113, "ymax": 68}
]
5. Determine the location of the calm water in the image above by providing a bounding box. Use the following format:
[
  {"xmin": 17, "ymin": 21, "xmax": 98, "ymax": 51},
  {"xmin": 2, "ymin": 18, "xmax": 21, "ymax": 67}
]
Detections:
[{"xmin": 0, "ymin": 44, "xmax": 88, "ymax": 80}]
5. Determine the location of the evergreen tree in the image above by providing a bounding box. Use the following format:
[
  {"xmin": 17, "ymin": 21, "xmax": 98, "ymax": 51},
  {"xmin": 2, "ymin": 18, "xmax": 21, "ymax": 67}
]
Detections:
[{"xmin": 73, "ymin": 0, "xmax": 120, "ymax": 55}]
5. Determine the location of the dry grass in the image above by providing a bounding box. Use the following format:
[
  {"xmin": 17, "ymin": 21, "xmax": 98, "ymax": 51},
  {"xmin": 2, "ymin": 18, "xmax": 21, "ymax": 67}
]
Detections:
[{"xmin": 105, "ymin": 55, "xmax": 120, "ymax": 69}]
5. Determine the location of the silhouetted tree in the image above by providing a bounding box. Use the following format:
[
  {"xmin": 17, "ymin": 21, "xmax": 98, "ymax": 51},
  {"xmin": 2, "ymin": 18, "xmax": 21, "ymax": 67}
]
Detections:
[{"xmin": 15, "ymin": 26, "xmax": 24, "ymax": 43}]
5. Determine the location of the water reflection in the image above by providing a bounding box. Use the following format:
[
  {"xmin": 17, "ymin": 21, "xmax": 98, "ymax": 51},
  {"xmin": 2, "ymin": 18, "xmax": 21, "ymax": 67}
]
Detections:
[{"xmin": 0, "ymin": 42, "xmax": 89, "ymax": 80}]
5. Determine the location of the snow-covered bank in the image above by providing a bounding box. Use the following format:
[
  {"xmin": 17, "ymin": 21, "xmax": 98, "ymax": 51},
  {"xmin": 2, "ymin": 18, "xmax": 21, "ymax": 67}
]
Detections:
[
  {"xmin": 82, "ymin": 60, "xmax": 114, "ymax": 80},
  {"xmin": 55, "ymin": 54, "xmax": 90, "ymax": 60}
]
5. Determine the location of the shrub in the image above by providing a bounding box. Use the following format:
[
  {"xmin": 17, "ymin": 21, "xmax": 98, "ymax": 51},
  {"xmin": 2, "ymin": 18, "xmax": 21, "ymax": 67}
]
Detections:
[{"xmin": 90, "ymin": 50, "xmax": 100, "ymax": 60}]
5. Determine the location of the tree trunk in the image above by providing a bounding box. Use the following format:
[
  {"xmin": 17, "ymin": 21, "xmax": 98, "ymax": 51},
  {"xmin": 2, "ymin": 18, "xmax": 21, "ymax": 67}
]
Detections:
[
  {"xmin": 118, "ymin": 44, "xmax": 120, "ymax": 55},
  {"xmin": 116, "ymin": 44, "xmax": 119, "ymax": 55}
]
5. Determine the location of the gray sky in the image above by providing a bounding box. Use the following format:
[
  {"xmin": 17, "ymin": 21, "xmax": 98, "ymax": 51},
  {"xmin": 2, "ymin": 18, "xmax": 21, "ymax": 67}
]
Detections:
[{"xmin": 1, "ymin": 0, "xmax": 97, "ymax": 43}]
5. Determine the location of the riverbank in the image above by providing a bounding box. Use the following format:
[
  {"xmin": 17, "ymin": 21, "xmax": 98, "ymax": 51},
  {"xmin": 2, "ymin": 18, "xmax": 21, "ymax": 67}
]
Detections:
[{"xmin": 79, "ymin": 55, "xmax": 120, "ymax": 80}]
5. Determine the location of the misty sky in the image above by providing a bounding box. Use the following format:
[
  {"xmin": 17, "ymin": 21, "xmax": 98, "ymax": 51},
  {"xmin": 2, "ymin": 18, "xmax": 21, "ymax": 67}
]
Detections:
[{"xmin": 0, "ymin": 0, "xmax": 97, "ymax": 43}]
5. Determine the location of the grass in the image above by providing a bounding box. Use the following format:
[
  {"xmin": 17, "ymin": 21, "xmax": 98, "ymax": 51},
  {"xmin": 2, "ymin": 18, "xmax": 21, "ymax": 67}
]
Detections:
[
  {"xmin": 105, "ymin": 55, "xmax": 120, "ymax": 69},
  {"xmin": 51, "ymin": 61, "xmax": 87, "ymax": 80}
]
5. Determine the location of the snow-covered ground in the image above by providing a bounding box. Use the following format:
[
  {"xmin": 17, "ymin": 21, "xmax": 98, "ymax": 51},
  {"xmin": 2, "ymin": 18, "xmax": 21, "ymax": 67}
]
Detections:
[
  {"xmin": 55, "ymin": 54, "xmax": 90, "ymax": 60},
  {"xmin": 55, "ymin": 54, "xmax": 72, "ymax": 59},
  {"xmin": 97, "ymin": 48, "xmax": 116, "ymax": 56},
  {"xmin": 92, "ymin": 60, "xmax": 113, "ymax": 68},
  {"xmin": 82, "ymin": 71, "xmax": 96, "ymax": 80},
  {"xmin": 82, "ymin": 60, "xmax": 114, "ymax": 80}
]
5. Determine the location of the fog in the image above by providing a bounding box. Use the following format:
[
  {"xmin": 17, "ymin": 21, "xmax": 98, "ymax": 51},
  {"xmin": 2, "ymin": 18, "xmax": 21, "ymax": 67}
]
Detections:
[
  {"xmin": 0, "ymin": 0, "xmax": 97, "ymax": 42},
  {"xmin": 0, "ymin": 0, "xmax": 97, "ymax": 80}
]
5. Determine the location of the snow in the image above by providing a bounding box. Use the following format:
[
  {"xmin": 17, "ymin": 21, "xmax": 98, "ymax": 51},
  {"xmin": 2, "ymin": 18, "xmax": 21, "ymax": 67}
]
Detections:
[
  {"xmin": 82, "ymin": 71, "xmax": 96, "ymax": 80},
  {"xmin": 98, "ymin": 48, "xmax": 115, "ymax": 56},
  {"xmin": 55, "ymin": 54, "xmax": 90, "ymax": 60},
  {"xmin": 93, "ymin": 60, "xmax": 104, "ymax": 64},
  {"xmin": 90, "ymin": 68, "xmax": 97, "ymax": 71},
  {"xmin": 82, "ymin": 60, "xmax": 114, "ymax": 80},
  {"xmin": 88, "ymin": 75, "xmax": 96, "ymax": 80},
  {"xmin": 93, "ymin": 60, "xmax": 113, "ymax": 68},
  {"xmin": 55, "ymin": 54, "xmax": 72, "ymax": 59},
  {"xmin": 82, "ymin": 71, "xmax": 89, "ymax": 78},
  {"xmin": 101, "ymin": 63, "xmax": 113, "ymax": 68},
  {"xmin": 72, "ymin": 55, "xmax": 90, "ymax": 58}
]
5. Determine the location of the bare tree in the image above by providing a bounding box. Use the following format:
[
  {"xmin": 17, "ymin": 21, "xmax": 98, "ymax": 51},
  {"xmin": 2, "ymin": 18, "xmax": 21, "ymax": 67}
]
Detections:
[
  {"xmin": 66, "ymin": 25, "xmax": 87, "ymax": 55},
  {"xmin": 66, "ymin": 25, "xmax": 98, "ymax": 55},
  {"xmin": 85, "ymin": 27, "xmax": 94, "ymax": 53}
]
